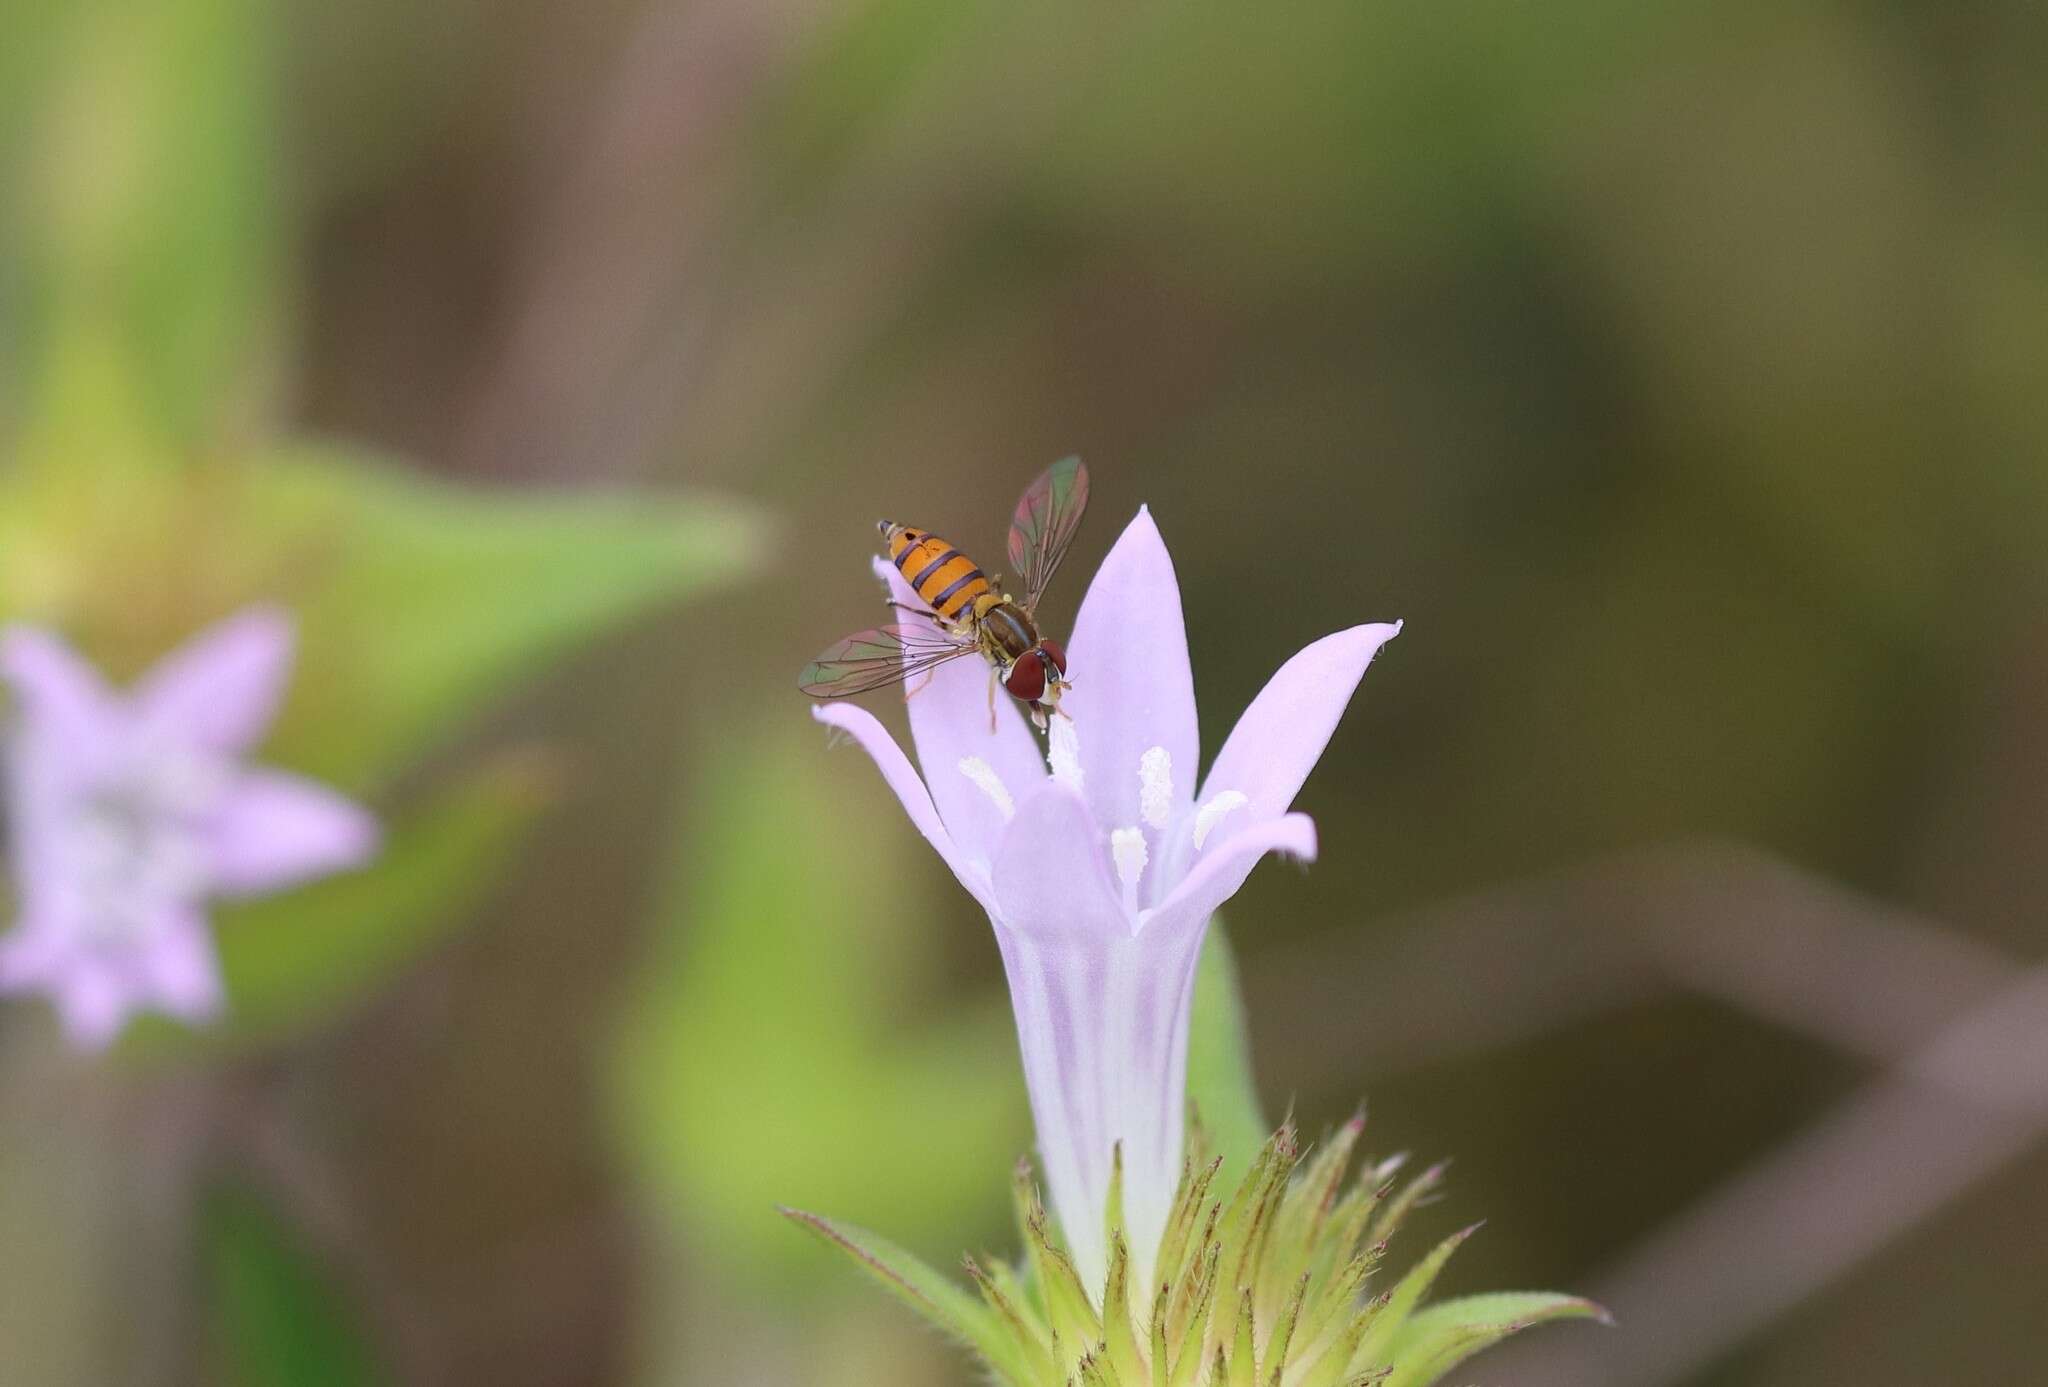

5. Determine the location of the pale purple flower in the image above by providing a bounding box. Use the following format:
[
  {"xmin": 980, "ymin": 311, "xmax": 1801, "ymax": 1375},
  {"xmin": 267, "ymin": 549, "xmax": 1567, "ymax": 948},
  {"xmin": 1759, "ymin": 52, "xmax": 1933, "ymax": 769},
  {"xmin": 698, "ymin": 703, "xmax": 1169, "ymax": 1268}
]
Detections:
[
  {"xmin": 812, "ymin": 505, "xmax": 1399, "ymax": 1297},
  {"xmin": 0, "ymin": 608, "xmax": 379, "ymax": 1050}
]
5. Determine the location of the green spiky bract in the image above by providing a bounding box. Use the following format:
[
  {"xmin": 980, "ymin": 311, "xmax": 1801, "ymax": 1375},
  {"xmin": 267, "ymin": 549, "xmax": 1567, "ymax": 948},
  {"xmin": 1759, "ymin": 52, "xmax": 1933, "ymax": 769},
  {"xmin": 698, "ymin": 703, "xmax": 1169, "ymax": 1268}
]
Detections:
[{"xmin": 782, "ymin": 1115, "xmax": 1606, "ymax": 1385}]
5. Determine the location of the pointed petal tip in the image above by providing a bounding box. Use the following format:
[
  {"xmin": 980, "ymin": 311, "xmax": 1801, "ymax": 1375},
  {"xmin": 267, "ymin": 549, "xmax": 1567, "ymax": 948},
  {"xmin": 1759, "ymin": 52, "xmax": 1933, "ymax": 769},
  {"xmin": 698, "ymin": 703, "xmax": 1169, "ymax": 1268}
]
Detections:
[
  {"xmin": 809, "ymin": 700, "xmax": 915, "ymax": 771},
  {"xmin": 1287, "ymin": 816, "xmax": 1319, "ymax": 862},
  {"xmin": 1094, "ymin": 503, "xmax": 1171, "ymax": 568},
  {"xmin": 208, "ymin": 775, "xmax": 381, "ymax": 896},
  {"xmin": 0, "ymin": 626, "xmax": 114, "ymax": 719},
  {"xmin": 1344, "ymin": 619, "xmax": 1403, "ymax": 649},
  {"xmin": 135, "ymin": 605, "xmax": 301, "ymax": 753},
  {"xmin": 1196, "ymin": 621, "xmax": 1398, "ymax": 813},
  {"xmin": 1142, "ymin": 811, "xmax": 1317, "ymax": 940},
  {"xmin": 55, "ymin": 971, "xmax": 132, "ymax": 1052},
  {"xmin": 180, "ymin": 604, "xmax": 299, "ymax": 678},
  {"xmin": 810, "ymin": 700, "xmax": 882, "ymax": 739},
  {"xmin": 1248, "ymin": 811, "xmax": 1319, "ymax": 866},
  {"xmin": 1063, "ymin": 502, "xmax": 1197, "ymax": 827},
  {"xmin": 221, "ymin": 602, "xmax": 296, "ymax": 645}
]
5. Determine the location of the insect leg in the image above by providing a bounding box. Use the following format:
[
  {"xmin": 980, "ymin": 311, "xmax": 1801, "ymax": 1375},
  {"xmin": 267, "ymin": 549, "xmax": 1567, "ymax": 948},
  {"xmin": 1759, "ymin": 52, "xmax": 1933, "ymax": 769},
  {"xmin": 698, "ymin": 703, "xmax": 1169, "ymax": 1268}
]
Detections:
[
  {"xmin": 986, "ymin": 667, "xmax": 998, "ymax": 733},
  {"xmin": 884, "ymin": 599, "xmax": 942, "ymax": 625}
]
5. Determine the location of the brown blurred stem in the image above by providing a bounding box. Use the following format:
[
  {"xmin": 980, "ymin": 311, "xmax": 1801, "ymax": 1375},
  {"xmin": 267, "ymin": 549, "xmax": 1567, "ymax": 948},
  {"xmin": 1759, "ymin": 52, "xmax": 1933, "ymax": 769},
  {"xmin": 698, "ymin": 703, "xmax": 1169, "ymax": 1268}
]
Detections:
[
  {"xmin": 1249, "ymin": 839, "xmax": 2018, "ymax": 1089},
  {"xmin": 1493, "ymin": 964, "xmax": 2048, "ymax": 1387},
  {"xmin": 227, "ymin": 1072, "xmax": 444, "ymax": 1387},
  {"xmin": 1249, "ymin": 840, "xmax": 2044, "ymax": 1387}
]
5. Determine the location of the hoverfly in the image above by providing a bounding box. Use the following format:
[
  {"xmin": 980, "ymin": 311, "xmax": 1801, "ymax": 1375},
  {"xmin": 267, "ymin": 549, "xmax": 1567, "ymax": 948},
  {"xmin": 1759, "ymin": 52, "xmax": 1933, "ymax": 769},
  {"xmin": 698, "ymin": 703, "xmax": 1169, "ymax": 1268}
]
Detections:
[{"xmin": 800, "ymin": 458, "xmax": 1088, "ymax": 730}]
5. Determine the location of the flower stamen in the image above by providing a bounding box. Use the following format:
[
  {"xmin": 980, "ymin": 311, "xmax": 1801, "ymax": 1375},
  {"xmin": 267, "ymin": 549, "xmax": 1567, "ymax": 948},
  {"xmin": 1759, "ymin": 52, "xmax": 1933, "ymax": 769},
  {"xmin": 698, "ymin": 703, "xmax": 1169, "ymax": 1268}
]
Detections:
[
  {"xmin": 1109, "ymin": 826, "xmax": 1148, "ymax": 915},
  {"xmin": 956, "ymin": 756, "xmax": 1015, "ymax": 821},
  {"xmin": 1138, "ymin": 746, "xmax": 1173, "ymax": 829},
  {"xmin": 1192, "ymin": 789, "xmax": 1249, "ymax": 850}
]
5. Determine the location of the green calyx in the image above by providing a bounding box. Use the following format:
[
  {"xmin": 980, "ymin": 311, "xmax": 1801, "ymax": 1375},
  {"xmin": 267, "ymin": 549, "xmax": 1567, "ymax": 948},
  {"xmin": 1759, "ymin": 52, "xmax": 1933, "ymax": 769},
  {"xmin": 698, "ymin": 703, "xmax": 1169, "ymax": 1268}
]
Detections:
[{"xmin": 782, "ymin": 1114, "xmax": 1607, "ymax": 1386}]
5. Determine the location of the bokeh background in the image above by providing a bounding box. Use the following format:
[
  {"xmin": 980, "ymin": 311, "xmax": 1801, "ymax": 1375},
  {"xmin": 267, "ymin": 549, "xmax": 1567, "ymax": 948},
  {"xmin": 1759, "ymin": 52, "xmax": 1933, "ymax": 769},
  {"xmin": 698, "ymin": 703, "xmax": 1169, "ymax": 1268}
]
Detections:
[{"xmin": 3, "ymin": 0, "xmax": 2046, "ymax": 1383}]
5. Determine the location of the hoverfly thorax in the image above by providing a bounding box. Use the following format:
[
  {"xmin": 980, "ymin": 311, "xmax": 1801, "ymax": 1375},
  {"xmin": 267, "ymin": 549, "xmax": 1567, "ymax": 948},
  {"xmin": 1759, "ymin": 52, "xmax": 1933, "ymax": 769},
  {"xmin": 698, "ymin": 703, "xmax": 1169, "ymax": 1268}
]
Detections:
[{"xmin": 803, "ymin": 460, "xmax": 1089, "ymax": 732}]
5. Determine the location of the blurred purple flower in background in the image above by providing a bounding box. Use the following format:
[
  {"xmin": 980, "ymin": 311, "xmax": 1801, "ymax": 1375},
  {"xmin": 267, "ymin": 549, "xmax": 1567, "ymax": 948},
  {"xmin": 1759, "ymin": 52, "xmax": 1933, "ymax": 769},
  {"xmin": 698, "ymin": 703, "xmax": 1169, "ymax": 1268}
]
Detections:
[
  {"xmin": 0, "ymin": 609, "xmax": 379, "ymax": 1050},
  {"xmin": 815, "ymin": 505, "xmax": 1399, "ymax": 1298}
]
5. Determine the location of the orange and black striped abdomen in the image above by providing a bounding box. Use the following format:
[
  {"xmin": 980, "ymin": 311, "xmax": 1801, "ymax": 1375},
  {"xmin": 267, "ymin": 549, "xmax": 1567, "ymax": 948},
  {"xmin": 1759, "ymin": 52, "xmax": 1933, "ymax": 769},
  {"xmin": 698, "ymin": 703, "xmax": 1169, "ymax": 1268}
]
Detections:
[{"xmin": 887, "ymin": 526, "xmax": 992, "ymax": 623}]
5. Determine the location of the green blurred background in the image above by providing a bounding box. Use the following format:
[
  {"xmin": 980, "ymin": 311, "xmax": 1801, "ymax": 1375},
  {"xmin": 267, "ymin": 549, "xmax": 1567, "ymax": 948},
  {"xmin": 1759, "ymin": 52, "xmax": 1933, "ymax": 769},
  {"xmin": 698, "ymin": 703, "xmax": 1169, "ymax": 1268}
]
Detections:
[{"xmin": 2, "ymin": 0, "xmax": 2046, "ymax": 1383}]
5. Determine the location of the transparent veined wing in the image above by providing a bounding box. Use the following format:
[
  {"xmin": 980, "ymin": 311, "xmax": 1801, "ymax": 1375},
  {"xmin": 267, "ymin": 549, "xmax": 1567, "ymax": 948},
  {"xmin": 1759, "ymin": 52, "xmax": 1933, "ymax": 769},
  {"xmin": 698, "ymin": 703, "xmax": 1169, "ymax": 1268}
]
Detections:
[
  {"xmin": 798, "ymin": 624, "xmax": 980, "ymax": 698},
  {"xmin": 1007, "ymin": 456, "xmax": 1090, "ymax": 612}
]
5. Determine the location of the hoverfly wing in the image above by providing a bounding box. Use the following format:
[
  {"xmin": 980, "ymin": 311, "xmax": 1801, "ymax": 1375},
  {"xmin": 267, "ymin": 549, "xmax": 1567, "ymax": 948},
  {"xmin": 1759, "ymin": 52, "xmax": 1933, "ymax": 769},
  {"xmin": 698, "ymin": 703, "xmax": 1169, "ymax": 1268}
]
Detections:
[
  {"xmin": 1007, "ymin": 456, "xmax": 1089, "ymax": 613},
  {"xmin": 798, "ymin": 624, "xmax": 978, "ymax": 699}
]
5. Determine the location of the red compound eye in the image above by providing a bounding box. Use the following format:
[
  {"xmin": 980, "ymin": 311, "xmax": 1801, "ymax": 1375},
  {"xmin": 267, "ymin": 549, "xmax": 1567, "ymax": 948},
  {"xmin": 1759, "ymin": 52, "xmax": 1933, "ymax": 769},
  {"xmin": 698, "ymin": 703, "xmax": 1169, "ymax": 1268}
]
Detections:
[
  {"xmin": 1036, "ymin": 637, "xmax": 1067, "ymax": 679},
  {"xmin": 1004, "ymin": 652, "xmax": 1047, "ymax": 701}
]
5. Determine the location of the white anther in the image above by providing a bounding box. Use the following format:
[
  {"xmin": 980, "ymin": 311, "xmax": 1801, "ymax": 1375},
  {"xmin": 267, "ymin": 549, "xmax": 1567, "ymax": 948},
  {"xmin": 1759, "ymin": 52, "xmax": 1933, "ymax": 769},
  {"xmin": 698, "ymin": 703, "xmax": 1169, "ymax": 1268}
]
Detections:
[
  {"xmin": 1110, "ymin": 825, "xmax": 1148, "ymax": 915},
  {"xmin": 1110, "ymin": 825, "xmax": 1148, "ymax": 890},
  {"xmin": 957, "ymin": 757, "xmax": 1015, "ymax": 821},
  {"xmin": 1047, "ymin": 716, "xmax": 1084, "ymax": 793},
  {"xmin": 1138, "ymin": 746, "xmax": 1174, "ymax": 829},
  {"xmin": 1192, "ymin": 790, "xmax": 1249, "ymax": 850}
]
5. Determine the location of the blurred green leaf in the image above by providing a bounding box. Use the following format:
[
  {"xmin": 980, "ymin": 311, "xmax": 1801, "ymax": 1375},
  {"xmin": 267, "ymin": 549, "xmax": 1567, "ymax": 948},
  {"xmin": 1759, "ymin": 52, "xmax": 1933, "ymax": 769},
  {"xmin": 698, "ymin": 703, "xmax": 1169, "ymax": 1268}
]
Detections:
[
  {"xmin": 0, "ymin": 0, "xmax": 64, "ymax": 141},
  {"xmin": 201, "ymin": 1184, "xmax": 377, "ymax": 1387},
  {"xmin": 20, "ymin": 0, "xmax": 283, "ymax": 451},
  {"xmin": 779, "ymin": 1208, "xmax": 1029, "ymax": 1383},
  {"xmin": 1380, "ymin": 1292, "xmax": 1609, "ymax": 1387},
  {"xmin": 0, "ymin": 446, "xmax": 757, "ymax": 787},
  {"xmin": 1186, "ymin": 921, "xmax": 1267, "ymax": 1180},
  {"xmin": 239, "ymin": 448, "xmax": 762, "ymax": 787},
  {"xmin": 205, "ymin": 750, "xmax": 552, "ymax": 1045},
  {"xmin": 614, "ymin": 721, "xmax": 1023, "ymax": 1284}
]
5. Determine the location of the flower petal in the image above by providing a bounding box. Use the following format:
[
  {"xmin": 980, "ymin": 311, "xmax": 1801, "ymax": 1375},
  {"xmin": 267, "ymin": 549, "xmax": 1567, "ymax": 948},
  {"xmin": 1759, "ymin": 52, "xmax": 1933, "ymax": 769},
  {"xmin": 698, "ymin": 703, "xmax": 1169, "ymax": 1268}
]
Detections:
[
  {"xmin": 988, "ymin": 784, "xmax": 1197, "ymax": 1297},
  {"xmin": 0, "ymin": 626, "xmax": 121, "ymax": 765},
  {"xmin": 140, "ymin": 909, "xmax": 225, "ymax": 1021},
  {"xmin": 989, "ymin": 783, "xmax": 1125, "ymax": 940},
  {"xmin": 0, "ymin": 920, "xmax": 65, "ymax": 991},
  {"xmin": 133, "ymin": 606, "xmax": 296, "ymax": 755},
  {"xmin": 1059, "ymin": 508, "xmax": 1198, "ymax": 848},
  {"xmin": 1147, "ymin": 812, "xmax": 1317, "ymax": 941},
  {"xmin": 1197, "ymin": 622, "xmax": 1400, "ymax": 847},
  {"xmin": 207, "ymin": 771, "xmax": 380, "ymax": 898},
  {"xmin": 52, "ymin": 960, "xmax": 135, "ymax": 1051},
  {"xmin": 870, "ymin": 556, "xmax": 1045, "ymax": 863},
  {"xmin": 812, "ymin": 703, "xmax": 995, "ymax": 913},
  {"xmin": 994, "ymin": 917, "xmax": 1205, "ymax": 1302}
]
